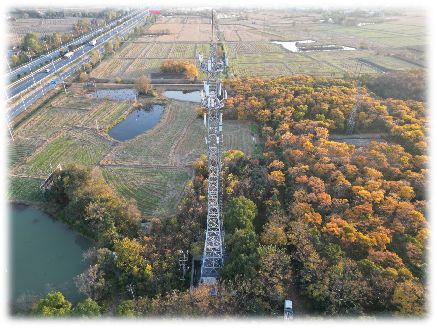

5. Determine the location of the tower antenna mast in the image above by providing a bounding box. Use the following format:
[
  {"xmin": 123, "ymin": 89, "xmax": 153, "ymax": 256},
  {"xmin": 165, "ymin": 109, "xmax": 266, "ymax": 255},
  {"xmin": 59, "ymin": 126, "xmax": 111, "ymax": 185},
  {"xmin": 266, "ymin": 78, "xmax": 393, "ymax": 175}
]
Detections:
[{"xmin": 197, "ymin": 9, "xmax": 228, "ymax": 289}]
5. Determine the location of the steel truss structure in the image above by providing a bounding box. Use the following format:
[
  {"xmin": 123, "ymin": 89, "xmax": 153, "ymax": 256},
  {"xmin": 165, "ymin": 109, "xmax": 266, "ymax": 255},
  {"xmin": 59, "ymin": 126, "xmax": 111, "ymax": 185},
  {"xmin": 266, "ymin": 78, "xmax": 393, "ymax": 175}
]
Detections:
[{"xmin": 198, "ymin": 12, "xmax": 228, "ymax": 284}]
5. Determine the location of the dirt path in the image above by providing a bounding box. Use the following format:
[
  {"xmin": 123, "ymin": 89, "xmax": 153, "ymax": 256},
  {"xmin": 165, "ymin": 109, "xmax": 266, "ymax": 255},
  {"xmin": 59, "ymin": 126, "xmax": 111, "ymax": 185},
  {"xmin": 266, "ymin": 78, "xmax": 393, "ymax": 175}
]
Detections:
[{"xmin": 330, "ymin": 133, "xmax": 389, "ymax": 147}]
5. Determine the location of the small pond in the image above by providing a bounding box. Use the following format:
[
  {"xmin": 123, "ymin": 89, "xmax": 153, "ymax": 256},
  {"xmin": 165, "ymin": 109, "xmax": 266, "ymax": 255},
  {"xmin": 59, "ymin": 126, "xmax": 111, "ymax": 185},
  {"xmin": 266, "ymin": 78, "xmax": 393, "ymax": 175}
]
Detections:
[
  {"xmin": 163, "ymin": 90, "xmax": 201, "ymax": 103},
  {"xmin": 272, "ymin": 40, "xmax": 356, "ymax": 52},
  {"xmin": 272, "ymin": 40, "xmax": 315, "ymax": 52},
  {"xmin": 108, "ymin": 104, "xmax": 165, "ymax": 141},
  {"xmin": 10, "ymin": 204, "xmax": 92, "ymax": 311},
  {"xmin": 92, "ymin": 88, "xmax": 138, "ymax": 101}
]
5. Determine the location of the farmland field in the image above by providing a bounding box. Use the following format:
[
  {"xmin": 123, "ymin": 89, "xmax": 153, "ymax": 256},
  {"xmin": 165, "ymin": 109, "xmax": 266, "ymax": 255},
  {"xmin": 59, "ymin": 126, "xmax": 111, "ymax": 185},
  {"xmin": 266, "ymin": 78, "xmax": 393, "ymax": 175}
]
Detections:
[
  {"xmin": 7, "ymin": 9, "xmax": 425, "ymax": 218},
  {"xmin": 88, "ymin": 9, "xmax": 425, "ymax": 81},
  {"xmin": 15, "ymin": 130, "xmax": 112, "ymax": 177},
  {"xmin": 8, "ymin": 176, "xmax": 45, "ymax": 203},
  {"xmin": 102, "ymin": 166, "xmax": 190, "ymax": 217},
  {"xmin": 9, "ymin": 79, "xmax": 257, "ymax": 217},
  {"xmin": 218, "ymin": 9, "xmax": 425, "ymax": 76}
]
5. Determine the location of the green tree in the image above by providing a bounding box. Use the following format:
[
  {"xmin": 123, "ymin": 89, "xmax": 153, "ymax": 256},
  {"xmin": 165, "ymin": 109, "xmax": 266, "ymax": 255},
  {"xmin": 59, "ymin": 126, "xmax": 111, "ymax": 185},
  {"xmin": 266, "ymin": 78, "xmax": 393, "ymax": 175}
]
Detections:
[
  {"xmin": 222, "ymin": 229, "xmax": 259, "ymax": 279},
  {"xmin": 116, "ymin": 300, "xmax": 136, "ymax": 317},
  {"xmin": 32, "ymin": 291, "xmax": 72, "ymax": 317},
  {"xmin": 113, "ymin": 37, "xmax": 121, "ymax": 51},
  {"xmin": 392, "ymin": 280, "xmax": 425, "ymax": 315},
  {"xmin": 224, "ymin": 196, "xmax": 257, "ymax": 233},
  {"xmin": 10, "ymin": 54, "xmax": 20, "ymax": 67},
  {"xmin": 22, "ymin": 32, "xmax": 43, "ymax": 54},
  {"xmin": 52, "ymin": 32, "xmax": 63, "ymax": 47},
  {"xmin": 114, "ymin": 237, "xmax": 152, "ymax": 283},
  {"xmin": 89, "ymin": 50, "xmax": 100, "ymax": 66},
  {"xmin": 104, "ymin": 42, "xmax": 114, "ymax": 55},
  {"xmin": 73, "ymin": 298, "xmax": 101, "ymax": 317}
]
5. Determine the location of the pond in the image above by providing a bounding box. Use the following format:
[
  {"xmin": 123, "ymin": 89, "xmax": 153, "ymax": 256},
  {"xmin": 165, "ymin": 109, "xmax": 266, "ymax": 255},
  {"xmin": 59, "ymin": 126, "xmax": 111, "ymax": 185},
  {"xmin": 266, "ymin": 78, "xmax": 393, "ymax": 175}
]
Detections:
[
  {"xmin": 108, "ymin": 104, "xmax": 165, "ymax": 141},
  {"xmin": 272, "ymin": 40, "xmax": 315, "ymax": 52},
  {"xmin": 9, "ymin": 204, "xmax": 92, "ymax": 311},
  {"xmin": 272, "ymin": 40, "xmax": 356, "ymax": 52},
  {"xmin": 163, "ymin": 90, "xmax": 201, "ymax": 103},
  {"xmin": 92, "ymin": 88, "xmax": 138, "ymax": 101}
]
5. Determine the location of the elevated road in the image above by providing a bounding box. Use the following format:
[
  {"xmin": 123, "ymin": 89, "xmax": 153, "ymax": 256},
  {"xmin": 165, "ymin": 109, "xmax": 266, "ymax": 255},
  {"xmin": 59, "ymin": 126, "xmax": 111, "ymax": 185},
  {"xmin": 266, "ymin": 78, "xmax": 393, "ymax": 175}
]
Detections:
[
  {"xmin": 8, "ymin": 10, "xmax": 146, "ymax": 101},
  {"xmin": 7, "ymin": 10, "xmax": 140, "ymax": 82},
  {"xmin": 7, "ymin": 10, "xmax": 149, "ymax": 120}
]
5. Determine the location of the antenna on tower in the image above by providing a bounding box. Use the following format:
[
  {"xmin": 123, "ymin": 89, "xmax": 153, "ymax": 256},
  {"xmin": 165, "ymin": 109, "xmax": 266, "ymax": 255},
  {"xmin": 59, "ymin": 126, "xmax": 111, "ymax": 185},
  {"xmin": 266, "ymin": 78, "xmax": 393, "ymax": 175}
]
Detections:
[
  {"xmin": 198, "ymin": 9, "xmax": 227, "ymax": 290},
  {"xmin": 211, "ymin": 9, "xmax": 214, "ymax": 43}
]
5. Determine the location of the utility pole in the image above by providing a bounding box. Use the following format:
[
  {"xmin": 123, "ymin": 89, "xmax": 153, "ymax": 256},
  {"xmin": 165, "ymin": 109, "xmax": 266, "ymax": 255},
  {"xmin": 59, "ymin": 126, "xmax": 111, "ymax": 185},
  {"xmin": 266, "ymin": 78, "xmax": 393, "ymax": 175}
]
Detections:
[{"xmin": 198, "ymin": 9, "xmax": 227, "ymax": 289}]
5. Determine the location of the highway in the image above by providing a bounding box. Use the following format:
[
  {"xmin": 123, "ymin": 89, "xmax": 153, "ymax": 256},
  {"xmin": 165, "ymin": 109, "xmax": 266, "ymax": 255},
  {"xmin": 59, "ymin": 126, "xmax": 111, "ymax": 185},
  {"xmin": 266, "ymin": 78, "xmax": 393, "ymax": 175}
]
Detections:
[
  {"xmin": 8, "ymin": 10, "xmax": 146, "ymax": 101},
  {"xmin": 7, "ymin": 10, "xmax": 140, "ymax": 82},
  {"xmin": 7, "ymin": 10, "xmax": 149, "ymax": 120}
]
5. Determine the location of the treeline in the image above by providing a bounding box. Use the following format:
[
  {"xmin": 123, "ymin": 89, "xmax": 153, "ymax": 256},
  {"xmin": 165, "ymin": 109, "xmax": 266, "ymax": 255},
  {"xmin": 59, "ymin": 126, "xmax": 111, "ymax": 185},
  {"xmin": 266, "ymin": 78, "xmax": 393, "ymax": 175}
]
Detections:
[
  {"xmin": 32, "ymin": 152, "xmax": 294, "ymax": 317},
  {"xmin": 45, "ymin": 164, "xmax": 141, "ymax": 245},
  {"xmin": 160, "ymin": 60, "xmax": 199, "ymax": 80},
  {"xmin": 31, "ymin": 74, "xmax": 427, "ymax": 317},
  {"xmin": 10, "ymin": 10, "xmax": 127, "ymax": 68},
  {"xmin": 364, "ymin": 70, "xmax": 425, "ymax": 102},
  {"xmin": 224, "ymin": 75, "xmax": 426, "ymax": 155},
  {"xmin": 11, "ymin": 19, "xmax": 94, "ymax": 68},
  {"xmin": 32, "ymin": 163, "xmax": 203, "ymax": 316},
  {"xmin": 221, "ymin": 75, "xmax": 427, "ymax": 315}
]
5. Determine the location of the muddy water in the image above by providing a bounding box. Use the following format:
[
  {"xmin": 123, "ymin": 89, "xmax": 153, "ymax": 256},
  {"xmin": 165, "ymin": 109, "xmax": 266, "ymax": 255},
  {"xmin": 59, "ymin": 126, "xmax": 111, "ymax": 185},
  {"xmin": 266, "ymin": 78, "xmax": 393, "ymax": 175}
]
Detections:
[{"xmin": 163, "ymin": 90, "xmax": 201, "ymax": 103}]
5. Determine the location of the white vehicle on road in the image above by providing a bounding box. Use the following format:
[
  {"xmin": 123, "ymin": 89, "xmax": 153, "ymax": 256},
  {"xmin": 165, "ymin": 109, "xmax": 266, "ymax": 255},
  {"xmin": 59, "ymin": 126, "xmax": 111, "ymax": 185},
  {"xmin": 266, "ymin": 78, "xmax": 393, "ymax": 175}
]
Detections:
[{"xmin": 63, "ymin": 51, "xmax": 74, "ymax": 59}]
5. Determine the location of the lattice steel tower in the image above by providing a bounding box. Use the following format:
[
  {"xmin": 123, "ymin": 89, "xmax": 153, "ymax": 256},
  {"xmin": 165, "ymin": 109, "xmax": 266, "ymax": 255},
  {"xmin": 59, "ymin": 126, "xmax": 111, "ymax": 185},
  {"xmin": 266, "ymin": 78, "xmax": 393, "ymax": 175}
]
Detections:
[{"xmin": 198, "ymin": 10, "xmax": 228, "ymax": 284}]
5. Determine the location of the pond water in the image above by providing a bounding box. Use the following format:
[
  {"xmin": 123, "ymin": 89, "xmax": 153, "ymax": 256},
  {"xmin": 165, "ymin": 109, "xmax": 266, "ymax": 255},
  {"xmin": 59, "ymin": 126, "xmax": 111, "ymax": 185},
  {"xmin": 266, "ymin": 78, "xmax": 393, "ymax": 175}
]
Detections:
[
  {"xmin": 92, "ymin": 88, "xmax": 138, "ymax": 101},
  {"xmin": 10, "ymin": 204, "xmax": 92, "ymax": 310},
  {"xmin": 272, "ymin": 40, "xmax": 315, "ymax": 52},
  {"xmin": 163, "ymin": 90, "xmax": 201, "ymax": 103},
  {"xmin": 272, "ymin": 40, "xmax": 356, "ymax": 52},
  {"xmin": 108, "ymin": 104, "xmax": 165, "ymax": 141}
]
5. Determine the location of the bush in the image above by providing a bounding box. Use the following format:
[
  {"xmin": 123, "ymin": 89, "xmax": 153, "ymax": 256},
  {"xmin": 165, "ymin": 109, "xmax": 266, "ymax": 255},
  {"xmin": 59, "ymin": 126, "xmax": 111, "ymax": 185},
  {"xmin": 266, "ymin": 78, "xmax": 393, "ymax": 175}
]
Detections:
[
  {"xmin": 79, "ymin": 72, "xmax": 89, "ymax": 82},
  {"xmin": 160, "ymin": 60, "xmax": 199, "ymax": 80},
  {"xmin": 135, "ymin": 76, "xmax": 155, "ymax": 96}
]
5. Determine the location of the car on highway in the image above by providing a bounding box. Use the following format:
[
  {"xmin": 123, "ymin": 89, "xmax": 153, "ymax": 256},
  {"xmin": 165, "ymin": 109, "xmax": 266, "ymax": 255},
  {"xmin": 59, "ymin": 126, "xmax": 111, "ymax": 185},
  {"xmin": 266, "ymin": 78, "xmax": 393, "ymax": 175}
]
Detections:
[{"xmin": 45, "ymin": 68, "xmax": 51, "ymax": 73}]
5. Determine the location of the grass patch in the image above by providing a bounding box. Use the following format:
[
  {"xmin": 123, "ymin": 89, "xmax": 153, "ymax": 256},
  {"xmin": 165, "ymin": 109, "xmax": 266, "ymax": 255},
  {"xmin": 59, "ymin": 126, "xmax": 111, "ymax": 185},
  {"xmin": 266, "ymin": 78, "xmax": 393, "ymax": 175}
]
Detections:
[
  {"xmin": 102, "ymin": 166, "xmax": 190, "ymax": 217},
  {"xmin": 20, "ymin": 130, "xmax": 111, "ymax": 177},
  {"xmin": 8, "ymin": 176, "xmax": 45, "ymax": 203}
]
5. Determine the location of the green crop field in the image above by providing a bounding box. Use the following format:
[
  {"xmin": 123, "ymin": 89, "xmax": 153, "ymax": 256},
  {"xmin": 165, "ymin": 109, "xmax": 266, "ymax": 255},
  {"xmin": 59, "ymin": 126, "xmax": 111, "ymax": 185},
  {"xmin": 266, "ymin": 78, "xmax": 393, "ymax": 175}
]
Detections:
[
  {"xmin": 8, "ymin": 141, "xmax": 39, "ymax": 168},
  {"xmin": 102, "ymin": 166, "xmax": 190, "ymax": 217},
  {"xmin": 8, "ymin": 176, "xmax": 45, "ymax": 203},
  {"xmin": 16, "ymin": 130, "xmax": 112, "ymax": 177}
]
